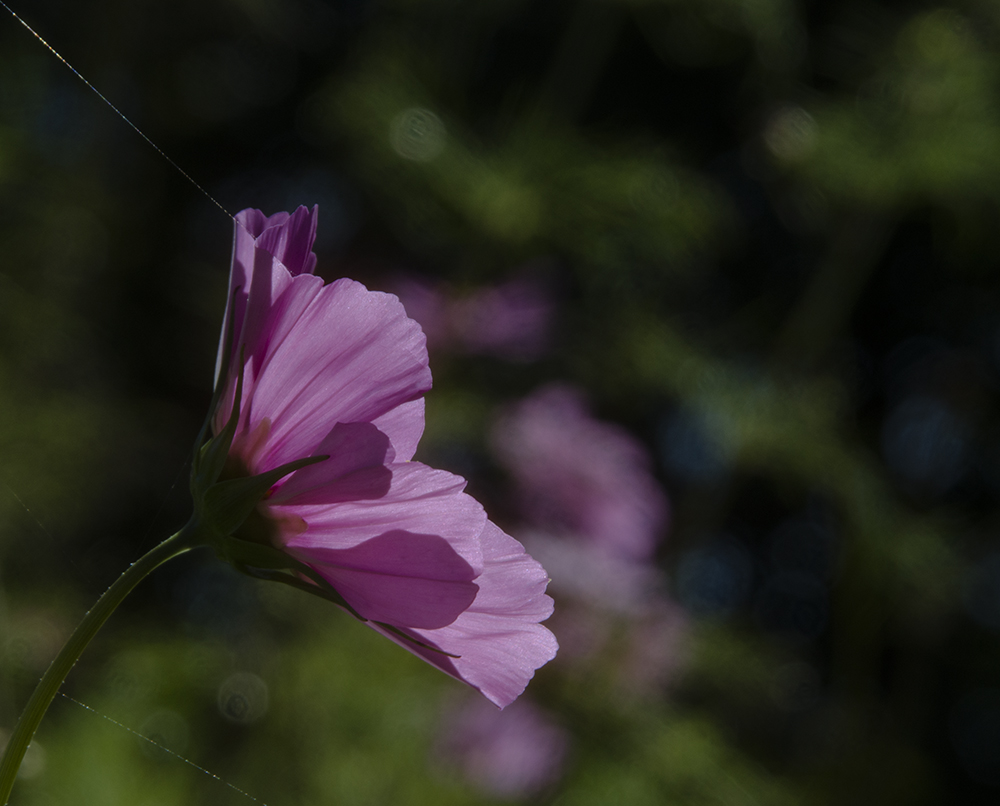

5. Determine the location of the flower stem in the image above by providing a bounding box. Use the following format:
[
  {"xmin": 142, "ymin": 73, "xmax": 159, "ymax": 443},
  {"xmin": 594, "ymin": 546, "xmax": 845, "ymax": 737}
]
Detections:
[{"xmin": 0, "ymin": 524, "xmax": 202, "ymax": 805}]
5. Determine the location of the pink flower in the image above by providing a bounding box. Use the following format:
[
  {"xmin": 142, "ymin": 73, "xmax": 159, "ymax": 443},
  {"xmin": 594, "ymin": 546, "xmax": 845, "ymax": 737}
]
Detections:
[
  {"xmin": 449, "ymin": 276, "xmax": 553, "ymax": 361},
  {"xmin": 491, "ymin": 385, "xmax": 669, "ymax": 562},
  {"xmin": 209, "ymin": 206, "xmax": 556, "ymax": 708},
  {"xmin": 436, "ymin": 696, "xmax": 568, "ymax": 798},
  {"xmin": 392, "ymin": 274, "xmax": 554, "ymax": 361}
]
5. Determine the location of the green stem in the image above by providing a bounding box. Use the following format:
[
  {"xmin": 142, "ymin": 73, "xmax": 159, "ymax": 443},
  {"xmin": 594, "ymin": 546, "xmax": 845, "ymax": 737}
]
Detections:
[{"xmin": 0, "ymin": 524, "xmax": 202, "ymax": 804}]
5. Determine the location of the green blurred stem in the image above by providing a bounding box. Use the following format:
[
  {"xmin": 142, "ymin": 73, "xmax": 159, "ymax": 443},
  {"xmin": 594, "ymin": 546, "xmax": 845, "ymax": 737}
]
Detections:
[
  {"xmin": 531, "ymin": 0, "xmax": 622, "ymax": 123},
  {"xmin": 0, "ymin": 525, "xmax": 201, "ymax": 805},
  {"xmin": 774, "ymin": 210, "xmax": 894, "ymax": 369}
]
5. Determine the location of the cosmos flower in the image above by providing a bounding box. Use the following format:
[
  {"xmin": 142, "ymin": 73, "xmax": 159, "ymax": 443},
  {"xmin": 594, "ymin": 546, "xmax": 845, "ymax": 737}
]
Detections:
[{"xmin": 201, "ymin": 206, "xmax": 556, "ymax": 708}]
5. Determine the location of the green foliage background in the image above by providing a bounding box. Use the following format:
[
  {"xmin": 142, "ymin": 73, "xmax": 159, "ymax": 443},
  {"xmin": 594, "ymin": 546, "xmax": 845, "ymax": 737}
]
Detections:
[{"xmin": 2, "ymin": 0, "xmax": 999, "ymax": 803}]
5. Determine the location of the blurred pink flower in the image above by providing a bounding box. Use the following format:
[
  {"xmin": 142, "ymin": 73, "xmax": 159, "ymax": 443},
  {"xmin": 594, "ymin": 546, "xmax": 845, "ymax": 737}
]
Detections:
[
  {"xmin": 437, "ymin": 696, "xmax": 568, "ymax": 798},
  {"xmin": 491, "ymin": 385, "xmax": 669, "ymax": 562},
  {"xmin": 450, "ymin": 277, "xmax": 553, "ymax": 361},
  {"xmin": 393, "ymin": 274, "xmax": 554, "ymax": 361},
  {"xmin": 212, "ymin": 206, "xmax": 556, "ymax": 707},
  {"xmin": 490, "ymin": 386, "xmax": 687, "ymax": 690}
]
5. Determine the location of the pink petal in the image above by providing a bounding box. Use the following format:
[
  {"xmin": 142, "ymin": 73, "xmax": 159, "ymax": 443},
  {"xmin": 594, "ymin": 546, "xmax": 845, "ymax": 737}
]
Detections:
[
  {"xmin": 212, "ymin": 269, "xmax": 326, "ymax": 438},
  {"xmin": 370, "ymin": 521, "xmax": 557, "ymax": 708},
  {"xmin": 277, "ymin": 463, "xmax": 485, "ymax": 572},
  {"xmin": 241, "ymin": 278, "xmax": 431, "ymax": 470},
  {"xmin": 270, "ymin": 422, "xmax": 394, "ymax": 504},
  {"xmin": 238, "ymin": 250, "xmax": 315, "ymax": 386},
  {"xmin": 216, "ymin": 207, "xmax": 319, "ymax": 384},
  {"xmin": 289, "ymin": 529, "xmax": 480, "ymax": 628},
  {"xmin": 371, "ymin": 398, "xmax": 426, "ymax": 463},
  {"xmin": 253, "ymin": 206, "xmax": 318, "ymax": 277}
]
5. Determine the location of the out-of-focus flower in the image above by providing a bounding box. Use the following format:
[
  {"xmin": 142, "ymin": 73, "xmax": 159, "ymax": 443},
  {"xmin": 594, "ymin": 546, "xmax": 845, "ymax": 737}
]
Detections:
[
  {"xmin": 198, "ymin": 206, "xmax": 556, "ymax": 708},
  {"xmin": 489, "ymin": 385, "xmax": 686, "ymax": 693},
  {"xmin": 393, "ymin": 274, "xmax": 554, "ymax": 361},
  {"xmin": 491, "ymin": 384, "xmax": 668, "ymax": 562},
  {"xmin": 437, "ymin": 696, "xmax": 568, "ymax": 798},
  {"xmin": 450, "ymin": 277, "xmax": 553, "ymax": 361}
]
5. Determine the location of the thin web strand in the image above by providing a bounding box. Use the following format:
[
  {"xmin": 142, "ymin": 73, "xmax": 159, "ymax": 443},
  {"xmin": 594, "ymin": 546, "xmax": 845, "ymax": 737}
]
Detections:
[
  {"xmin": 1, "ymin": 6, "xmax": 269, "ymax": 805},
  {"xmin": 2, "ymin": 482, "xmax": 78, "ymax": 571},
  {"xmin": 0, "ymin": 0, "xmax": 236, "ymax": 224},
  {"xmin": 59, "ymin": 694, "xmax": 269, "ymax": 806},
  {"xmin": 137, "ymin": 458, "xmax": 190, "ymax": 549}
]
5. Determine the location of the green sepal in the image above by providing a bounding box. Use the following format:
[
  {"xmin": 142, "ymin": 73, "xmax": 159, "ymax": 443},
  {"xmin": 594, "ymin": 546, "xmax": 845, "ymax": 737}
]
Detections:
[
  {"xmin": 191, "ymin": 289, "xmax": 241, "ymax": 483},
  {"xmin": 372, "ymin": 621, "xmax": 461, "ymax": 659},
  {"xmin": 191, "ymin": 349, "xmax": 245, "ymax": 497},
  {"xmin": 215, "ymin": 534, "xmax": 302, "ymax": 572},
  {"xmin": 216, "ymin": 534, "xmax": 365, "ymax": 620},
  {"xmin": 200, "ymin": 454, "xmax": 327, "ymax": 538}
]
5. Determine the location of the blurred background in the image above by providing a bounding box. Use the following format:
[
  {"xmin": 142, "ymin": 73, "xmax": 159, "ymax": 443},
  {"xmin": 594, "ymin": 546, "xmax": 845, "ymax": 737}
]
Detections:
[{"xmin": 1, "ymin": 0, "xmax": 1000, "ymax": 803}]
